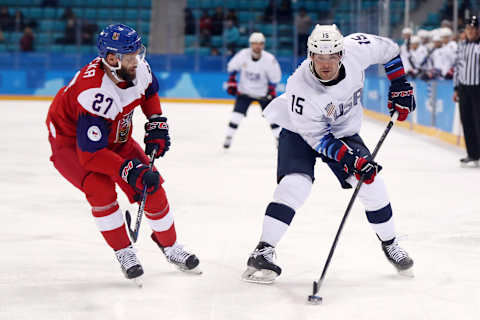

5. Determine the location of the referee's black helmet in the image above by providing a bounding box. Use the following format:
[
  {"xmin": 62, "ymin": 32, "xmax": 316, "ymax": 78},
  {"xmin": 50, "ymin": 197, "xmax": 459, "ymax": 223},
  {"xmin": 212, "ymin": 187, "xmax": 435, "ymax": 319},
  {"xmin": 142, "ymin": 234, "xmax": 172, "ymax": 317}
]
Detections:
[{"xmin": 467, "ymin": 16, "xmax": 479, "ymax": 28}]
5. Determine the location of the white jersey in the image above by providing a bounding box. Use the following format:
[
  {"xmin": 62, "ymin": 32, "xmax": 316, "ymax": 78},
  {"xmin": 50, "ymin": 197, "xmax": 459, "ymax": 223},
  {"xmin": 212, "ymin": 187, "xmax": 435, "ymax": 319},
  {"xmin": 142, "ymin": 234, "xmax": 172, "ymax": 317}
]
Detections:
[
  {"xmin": 440, "ymin": 41, "xmax": 457, "ymax": 75},
  {"xmin": 227, "ymin": 48, "xmax": 282, "ymax": 98},
  {"xmin": 76, "ymin": 58, "xmax": 153, "ymax": 120},
  {"xmin": 429, "ymin": 45, "xmax": 456, "ymax": 76},
  {"xmin": 263, "ymin": 33, "xmax": 399, "ymax": 152},
  {"xmin": 400, "ymin": 48, "xmax": 413, "ymax": 73},
  {"xmin": 413, "ymin": 45, "xmax": 428, "ymax": 69},
  {"xmin": 400, "ymin": 42, "xmax": 409, "ymax": 59}
]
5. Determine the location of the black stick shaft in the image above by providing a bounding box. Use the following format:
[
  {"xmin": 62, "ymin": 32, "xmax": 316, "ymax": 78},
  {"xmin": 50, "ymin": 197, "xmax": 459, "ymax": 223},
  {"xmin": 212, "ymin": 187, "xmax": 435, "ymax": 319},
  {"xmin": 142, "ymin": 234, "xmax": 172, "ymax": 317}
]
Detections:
[
  {"xmin": 127, "ymin": 149, "xmax": 157, "ymax": 243},
  {"xmin": 313, "ymin": 113, "xmax": 398, "ymax": 296}
]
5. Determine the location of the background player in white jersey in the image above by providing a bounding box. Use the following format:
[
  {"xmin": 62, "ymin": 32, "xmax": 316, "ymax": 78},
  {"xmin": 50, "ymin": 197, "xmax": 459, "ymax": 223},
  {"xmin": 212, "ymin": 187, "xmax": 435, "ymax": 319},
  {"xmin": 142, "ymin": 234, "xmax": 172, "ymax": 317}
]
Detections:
[
  {"xmin": 422, "ymin": 33, "xmax": 446, "ymax": 79},
  {"xmin": 223, "ymin": 32, "xmax": 282, "ymax": 149},
  {"xmin": 399, "ymin": 27, "xmax": 413, "ymax": 60},
  {"xmin": 242, "ymin": 25, "xmax": 416, "ymax": 284},
  {"xmin": 404, "ymin": 36, "xmax": 421, "ymax": 77},
  {"xmin": 439, "ymin": 27, "xmax": 457, "ymax": 78}
]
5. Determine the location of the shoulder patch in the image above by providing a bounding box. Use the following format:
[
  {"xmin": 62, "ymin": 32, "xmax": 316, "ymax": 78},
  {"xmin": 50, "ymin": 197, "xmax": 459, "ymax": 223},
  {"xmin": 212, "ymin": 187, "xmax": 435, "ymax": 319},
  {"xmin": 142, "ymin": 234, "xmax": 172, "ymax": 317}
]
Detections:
[
  {"xmin": 77, "ymin": 113, "xmax": 110, "ymax": 153},
  {"xmin": 77, "ymin": 88, "xmax": 120, "ymax": 120},
  {"xmin": 87, "ymin": 125, "xmax": 102, "ymax": 142}
]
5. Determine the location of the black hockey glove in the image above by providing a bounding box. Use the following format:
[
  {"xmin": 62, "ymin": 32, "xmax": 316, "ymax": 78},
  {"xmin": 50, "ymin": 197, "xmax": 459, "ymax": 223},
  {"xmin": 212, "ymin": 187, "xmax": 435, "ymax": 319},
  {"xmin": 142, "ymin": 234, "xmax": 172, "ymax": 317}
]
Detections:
[
  {"xmin": 120, "ymin": 158, "xmax": 160, "ymax": 194},
  {"xmin": 338, "ymin": 148, "xmax": 382, "ymax": 184},
  {"xmin": 388, "ymin": 78, "xmax": 416, "ymax": 121},
  {"xmin": 144, "ymin": 117, "xmax": 170, "ymax": 158}
]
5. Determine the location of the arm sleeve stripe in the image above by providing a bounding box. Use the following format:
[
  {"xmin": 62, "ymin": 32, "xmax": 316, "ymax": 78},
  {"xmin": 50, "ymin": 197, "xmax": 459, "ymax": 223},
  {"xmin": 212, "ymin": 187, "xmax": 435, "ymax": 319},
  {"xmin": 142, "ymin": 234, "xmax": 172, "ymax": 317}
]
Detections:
[
  {"xmin": 383, "ymin": 55, "xmax": 406, "ymax": 81},
  {"xmin": 336, "ymin": 144, "xmax": 348, "ymax": 161},
  {"xmin": 386, "ymin": 69, "xmax": 406, "ymax": 81},
  {"xmin": 386, "ymin": 66, "xmax": 403, "ymax": 74},
  {"xmin": 384, "ymin": 57, "xmax": 402, "ymax": 68},
  {"xmin": 317, "ymin": 133, "xmax": 345, "ymax": 161}
]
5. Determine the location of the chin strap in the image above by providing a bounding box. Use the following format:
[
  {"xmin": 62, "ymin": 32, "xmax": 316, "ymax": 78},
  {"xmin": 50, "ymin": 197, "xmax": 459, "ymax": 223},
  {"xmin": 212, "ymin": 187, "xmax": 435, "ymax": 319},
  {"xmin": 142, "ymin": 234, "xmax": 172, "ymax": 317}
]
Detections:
[{"xmin": 102, "ymin": 57, "xmax": 123, "ymax": 82}]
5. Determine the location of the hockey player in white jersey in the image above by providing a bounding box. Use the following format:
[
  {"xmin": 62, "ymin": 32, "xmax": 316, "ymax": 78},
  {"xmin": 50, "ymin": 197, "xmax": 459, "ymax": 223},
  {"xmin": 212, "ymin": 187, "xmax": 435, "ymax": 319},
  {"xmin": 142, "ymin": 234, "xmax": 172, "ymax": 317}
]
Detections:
[
  {"xmin": 439, "ymin": 27, "xmax": 457, "ymax": 79},
  {"xmin": 223, "ymin": 32, "xmax": 282, "ymax": 149},
  {"xmin": 423, "ymin": 34, "xmax": 445, "ymax": 79},
  {"xmin": 404, "ymin": 36, "xmax": 422, "ymax": 76},
  {"xmin": 400, "ymin": 27, "xmax": 413, "ymax": 60},
  {"xmin": 242, "ymin": 25, "xmax": 415, "ymax": 284}
]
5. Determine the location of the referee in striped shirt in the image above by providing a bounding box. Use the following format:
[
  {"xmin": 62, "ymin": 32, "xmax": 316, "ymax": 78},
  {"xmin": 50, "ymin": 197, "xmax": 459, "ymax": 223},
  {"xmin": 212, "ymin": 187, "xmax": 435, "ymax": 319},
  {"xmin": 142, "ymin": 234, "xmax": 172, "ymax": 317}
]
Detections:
[{"xmin": 453, "ymin": 16, "xmax": 480, "ymax": 167}]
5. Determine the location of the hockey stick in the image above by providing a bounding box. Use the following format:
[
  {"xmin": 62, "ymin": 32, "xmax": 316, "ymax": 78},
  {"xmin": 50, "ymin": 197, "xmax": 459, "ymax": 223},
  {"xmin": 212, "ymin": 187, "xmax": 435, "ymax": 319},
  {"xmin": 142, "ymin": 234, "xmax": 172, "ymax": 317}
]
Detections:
[
  {"xmin": 125, "ymin": 148, "xmax": 157, "ymax": 243},
  {"xmin": 308, "ymin": 112, "xmax": 399, "ymax": 304}
]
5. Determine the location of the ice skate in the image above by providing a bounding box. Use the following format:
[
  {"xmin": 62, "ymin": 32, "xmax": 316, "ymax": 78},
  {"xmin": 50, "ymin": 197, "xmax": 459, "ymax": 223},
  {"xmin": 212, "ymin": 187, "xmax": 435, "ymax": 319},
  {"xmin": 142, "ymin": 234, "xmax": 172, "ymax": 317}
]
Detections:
[
  {"xmin": 460, "ymin": 157, "xmax": 479, "ymax": 168},
  {"xmin": 382, "ymin": 239, "xmax": 414, "ymax": 277},
  {"xmin": 151, "ymin": 233, "xmax": 202, "ymax": 274},
  {"xmin": 223, "ymin": 135, "xmax": 233, "ymax": 149},
  {"xmin": 242, "ymin": 242, "xmax": 281, "ymax": 284},
  {"xmin": 115, "ymin": 245, "xmax": 144, "ymax": 287}
]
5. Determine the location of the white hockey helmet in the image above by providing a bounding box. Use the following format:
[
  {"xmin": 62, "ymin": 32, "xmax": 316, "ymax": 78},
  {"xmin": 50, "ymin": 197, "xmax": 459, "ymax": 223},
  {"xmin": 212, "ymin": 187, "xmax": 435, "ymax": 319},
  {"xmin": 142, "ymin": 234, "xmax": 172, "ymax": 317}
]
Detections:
[
  {"xmin": 432, "ymin": 34, "xmax": 442, "ymax": 42},
  {"xmin": 307, "ymin": 24, "xmax": 344, "ymax": 56},
  {"xmin": 249, "ymin": 32, "xmax": 266, "ymax": 43},
  {"xmin": 402, "ymin": 27, "xmax": 413, "ymax": 35},
  {"xmin": 417, "ymin": 29, "xmax": 430, "ymax": 39},
  {"xmin": 439, "ymin": 27, "xmax": 452, "ymax": 38},
  {"xmin": 410, "ymin": 35, "xmax": 420, "ymax": 44},
  {"xmin": 430, "ymin": 28, "xmax": 442, "ymax": 42}
]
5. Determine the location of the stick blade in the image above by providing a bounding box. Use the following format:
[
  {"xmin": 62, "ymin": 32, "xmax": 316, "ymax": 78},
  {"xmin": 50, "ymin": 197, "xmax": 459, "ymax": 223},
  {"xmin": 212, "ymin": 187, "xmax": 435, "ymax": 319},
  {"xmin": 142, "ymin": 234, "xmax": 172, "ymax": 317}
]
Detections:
[
  {"xmin": 125, "ymin": 210, "xmax": 137, "ymax": 242},
  {"xmin": 307, "ymin": 281, "xmax": 323, "ymax": 305},
  {"xmin": 307, "ymin": 294, "xmax": 323, "ymax": 305}
]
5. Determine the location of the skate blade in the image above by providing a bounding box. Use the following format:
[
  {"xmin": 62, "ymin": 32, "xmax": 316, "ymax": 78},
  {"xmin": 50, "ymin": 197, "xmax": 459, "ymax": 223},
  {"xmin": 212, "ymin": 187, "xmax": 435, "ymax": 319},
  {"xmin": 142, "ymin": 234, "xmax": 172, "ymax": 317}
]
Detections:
[
  {"xmin": 398, "ymin": 268, "xmax": 414, "ymax": 278},
  {"xmin": 177, "ymin": 266, "xmax": 203, "ymax": 275},
  {"xmin": 460, "ymin": 161, "xmax": 479, "ymax": 168},
  {"xmin": 241, "ymin": 267, "xmax": 277, "ymax": 284},
  {"xmin": 132, "ymin": 277, "xmax": 143, "ymax": 288}
]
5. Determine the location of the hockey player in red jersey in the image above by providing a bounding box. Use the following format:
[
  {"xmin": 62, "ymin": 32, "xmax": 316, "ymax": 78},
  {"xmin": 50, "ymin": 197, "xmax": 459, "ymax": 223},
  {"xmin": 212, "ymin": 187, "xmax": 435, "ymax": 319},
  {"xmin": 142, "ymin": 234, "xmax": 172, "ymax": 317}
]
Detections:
[{"xmin": 46, "ymin": 24, "xmax": 201, "ymax": 282}]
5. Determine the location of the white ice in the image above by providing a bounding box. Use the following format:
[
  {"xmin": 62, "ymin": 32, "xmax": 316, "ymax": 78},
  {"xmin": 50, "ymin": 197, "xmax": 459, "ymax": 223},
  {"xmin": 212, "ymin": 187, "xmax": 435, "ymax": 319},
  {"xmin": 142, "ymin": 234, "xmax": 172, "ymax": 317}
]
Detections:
[{"xmin": 1, "ymin": 100, "xmax": 479, "ymax": 320}]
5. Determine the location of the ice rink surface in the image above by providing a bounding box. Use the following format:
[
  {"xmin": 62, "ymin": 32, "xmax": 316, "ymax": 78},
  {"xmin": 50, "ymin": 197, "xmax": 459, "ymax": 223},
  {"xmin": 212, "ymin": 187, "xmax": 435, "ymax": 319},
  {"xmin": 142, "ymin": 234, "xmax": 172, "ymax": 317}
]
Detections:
[{"xmin": 2, "ymin": 100, "xmax": 479, "ymax": 320}]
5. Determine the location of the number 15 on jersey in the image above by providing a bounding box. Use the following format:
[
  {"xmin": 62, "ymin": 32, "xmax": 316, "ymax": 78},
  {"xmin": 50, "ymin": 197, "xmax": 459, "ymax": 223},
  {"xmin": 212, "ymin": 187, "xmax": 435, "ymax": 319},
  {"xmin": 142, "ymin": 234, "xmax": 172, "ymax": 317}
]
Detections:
[{"xmin": 291, "ymin": 94, "xmax": 304, "ymax": 115}]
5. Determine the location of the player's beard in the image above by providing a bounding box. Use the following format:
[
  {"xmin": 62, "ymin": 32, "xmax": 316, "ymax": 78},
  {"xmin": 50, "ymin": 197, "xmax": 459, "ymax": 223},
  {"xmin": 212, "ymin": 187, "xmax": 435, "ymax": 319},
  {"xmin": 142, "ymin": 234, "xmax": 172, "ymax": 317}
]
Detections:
[{"xmin": 117, "ymin": 65, "xmax": 137, "ymax": 82}]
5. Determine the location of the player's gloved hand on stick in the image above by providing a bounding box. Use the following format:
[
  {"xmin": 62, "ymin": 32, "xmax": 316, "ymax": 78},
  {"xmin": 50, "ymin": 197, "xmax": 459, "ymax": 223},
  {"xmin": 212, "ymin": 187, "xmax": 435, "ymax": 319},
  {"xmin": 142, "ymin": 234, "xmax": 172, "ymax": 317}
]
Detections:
[
  {"xmin": 120, "ymin": 158, "xmax": 160, "ymax": 194},
  {"xmin": 338, "ymin": 147, "xmax": 382, "ymax": 184},
  {"xmin": 144, "ymin": 117, "xmax": 170, "ymax": 158},
  {"xmin": 351, "ymin": 157, "xmax": 382, "ymax": 184},
  {"xmin": 227, "ymin": 72, "xmax": 237, "ymax": 96},
  {"xmin": 265, "ymin": 83, "xmax": 276, "ymax": 101},
  {"xmin": 388, "ymin": 77, "xmax": 416, "ymax": 121}
]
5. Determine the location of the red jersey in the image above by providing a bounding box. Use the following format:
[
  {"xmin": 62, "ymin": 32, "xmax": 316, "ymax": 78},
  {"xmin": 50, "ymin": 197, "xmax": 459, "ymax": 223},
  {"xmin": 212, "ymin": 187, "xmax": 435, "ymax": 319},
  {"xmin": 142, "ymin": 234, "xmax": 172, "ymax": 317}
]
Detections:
[{"xmin": 46, "ymin": 57, "xmax": 162, "ymax": 177}]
